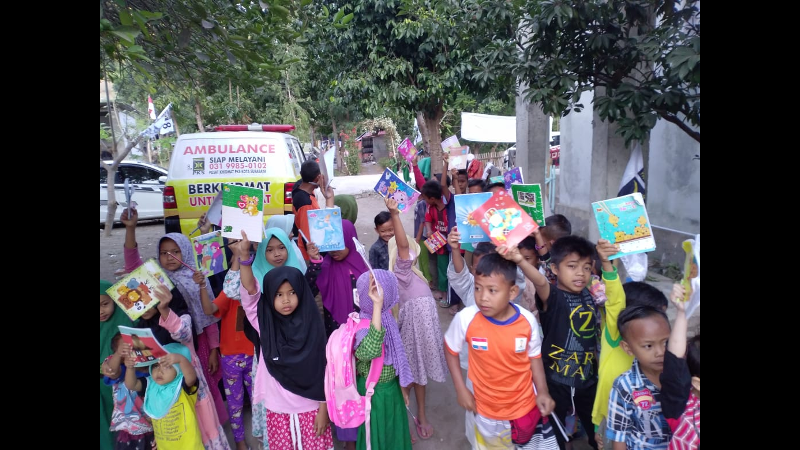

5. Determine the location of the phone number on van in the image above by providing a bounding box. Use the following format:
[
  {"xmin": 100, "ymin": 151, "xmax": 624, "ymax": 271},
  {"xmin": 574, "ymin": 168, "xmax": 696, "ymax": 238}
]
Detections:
[{"xmin": 208, "ymin": 162, "xmax": 269, "ymax": 170}]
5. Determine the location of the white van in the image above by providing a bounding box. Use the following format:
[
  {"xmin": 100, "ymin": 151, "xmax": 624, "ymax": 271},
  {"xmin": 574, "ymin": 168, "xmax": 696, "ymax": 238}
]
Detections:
[{"xmin": 163, "ymin": 124, "xmax": 306, "ymax": 237}]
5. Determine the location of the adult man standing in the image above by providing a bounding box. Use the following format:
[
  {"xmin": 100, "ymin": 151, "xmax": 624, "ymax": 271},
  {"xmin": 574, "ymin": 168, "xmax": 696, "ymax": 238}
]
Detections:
[{"xmin": 292, "ymin": 160, "xmax": 335, "ymax": 261}]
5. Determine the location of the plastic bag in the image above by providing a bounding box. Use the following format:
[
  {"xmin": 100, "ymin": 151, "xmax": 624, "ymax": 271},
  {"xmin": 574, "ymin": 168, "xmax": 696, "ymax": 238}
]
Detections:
[{"xmin": 619, "ymin": 252, "xmax": 648, "ymax": 282}]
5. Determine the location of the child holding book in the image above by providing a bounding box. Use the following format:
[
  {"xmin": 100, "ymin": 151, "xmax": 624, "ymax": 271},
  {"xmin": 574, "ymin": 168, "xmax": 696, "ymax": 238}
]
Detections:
[
  {"xmin": 384, "ymin": 196, "xmax": 449, "ymax": 442},
  {"xmin": 197, "ymin": 254, "xmax": 254, "ymax": 450},
  {"xmin": 354, "ymin": 270, "xmax": 414, "ymax": 450},
  {"xmin": 102, "ymin": 333, "xmax": 156, "ymax": 450},
  {"xmin": 121, "ymin": 207, "xmax": 228, "ymax": 429},
  {"xmin": 125, "ymin": 340, "xmax": 203, "ymax": 449},
  {"xmin": 234, "ymin": 232, "xmax": 334, "ymax": 450},
  {"xmin": 101, "ymin": 279, "xmax": 133, "ymax": 450}
]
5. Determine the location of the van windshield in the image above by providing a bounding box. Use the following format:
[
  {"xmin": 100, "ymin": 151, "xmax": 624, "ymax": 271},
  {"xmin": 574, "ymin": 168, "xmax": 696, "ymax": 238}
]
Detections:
[{"xmin": 169, "ymin": 136, "xmax": 291, "ymax": 179}]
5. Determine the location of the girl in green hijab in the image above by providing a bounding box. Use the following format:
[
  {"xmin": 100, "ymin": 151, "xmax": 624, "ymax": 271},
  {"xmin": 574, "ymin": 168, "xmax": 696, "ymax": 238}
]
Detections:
[{"xmin": 100, "ymin": 279, "xmax": 133, "ymax": 450}]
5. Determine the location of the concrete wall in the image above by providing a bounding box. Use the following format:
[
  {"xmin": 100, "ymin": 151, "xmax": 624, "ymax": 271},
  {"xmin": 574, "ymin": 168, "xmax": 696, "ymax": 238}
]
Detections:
[
  {"xmin": 647, "ymin": 120, "xmax": 701, "ymax": 264},
  {"xmin": 556, "ymin": 90, "xmax": 596, "ymax": 241},
  {"xmin": 515, "ymin": 91, "xmax": 550, "ymax": 188},
  {"xmin": 553, "ymin": 88, "xmax": 700, "ymax": 267}
]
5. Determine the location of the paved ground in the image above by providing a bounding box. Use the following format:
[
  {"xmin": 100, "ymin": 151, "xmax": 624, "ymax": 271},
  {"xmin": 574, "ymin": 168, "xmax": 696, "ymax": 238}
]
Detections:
[{"xmin": 99, "ymin": 166, "xmax": 697, "ymax": 449}]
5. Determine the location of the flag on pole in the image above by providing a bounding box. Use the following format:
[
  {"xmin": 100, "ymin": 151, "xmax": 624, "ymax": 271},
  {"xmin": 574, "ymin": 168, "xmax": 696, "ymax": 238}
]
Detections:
[
  {"xmin": 140, "ymin": 103, "xmax": 175, "ymax": 139},
  {"xmin": 147, "ymin": 96, "xmax": 156, "ymax": 120},
  {"xmin": 617, "ymin": 141, "xmax": 646, "ymax": 200}
]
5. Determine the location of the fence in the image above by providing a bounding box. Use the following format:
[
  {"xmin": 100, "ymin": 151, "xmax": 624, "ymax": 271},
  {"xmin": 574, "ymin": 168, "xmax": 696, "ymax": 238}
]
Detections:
[{"xmin": 475, "ymin": 151, "xmax": 505, "ymax": 169}]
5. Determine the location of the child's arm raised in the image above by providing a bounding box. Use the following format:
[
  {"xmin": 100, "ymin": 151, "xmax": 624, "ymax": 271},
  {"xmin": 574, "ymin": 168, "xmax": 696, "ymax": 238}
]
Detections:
[
  {"xmin": 368, "ymin": 274, "xmax": 384, "ymax": 332},
  {"xmin": 660, "ymin": 283, "xmax": 692, "ymax": 428},
  {"xmin": 447, "ymin": 227, "xmax": 465, "ymax": 274},
  {"xmin": 668, "ymin": 284, "xmax": 688, "ymax": 357},
  {"xmin": 193, "ymin": 269, "xmax": 217, "ymax": 315},
  {"xmin": 440, "ymin": 152, "xmax": 450, "ymax": 197},
  {"xmin": 234, "ymin": 231, "xmax": 258, "ymax": 296},
  {"xmin": 103, "ymin": 342, "xmax": 132, "ymax": 379},
  {"xmin": 385, "ymin": 197, "xmax": 410, "ymax": 260},
  {"xmin": 120, "ymin": 207, "xmax": 138, "ymax": 250},
  {"xmin": 123, "ymin": 352, "xmax": 143, "ymax": 392},
  {"xmin": 160, "ymin": 352, "xmax": 197, "ymax": 387},
  {"xmin": 497, "ymin": 244, "xmax": 550, "ymax": 300}
]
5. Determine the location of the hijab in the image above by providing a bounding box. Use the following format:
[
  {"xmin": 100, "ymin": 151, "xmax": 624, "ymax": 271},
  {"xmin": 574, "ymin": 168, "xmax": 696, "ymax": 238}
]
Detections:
[
  {"xmin": 246, "ymin": 226, "xmax": 308, "ymax": 355},
  {"xmin": 159, "ymin": 232, "xmax": 219, "ymax": 334},
  {"xmin": 100, "ymin": 280, "xmax": 133, "ymax": 365},
  {"xmin": 135, "ymin": 286, "xmax": 194, "ymax": 347},
  {"xmin": 387, "ymin": 235, "xmax": 426, "ymax": 283},
  {"xmin": 254, "ymin": 227, "xmax": 308, "ymax": 283},
  {"xmin": 143, "ymin": 342, "xmax": 192, "ymax": 419},
  {"xmin": 266, "ymin": 214, "xmax": 308, "ymax": 270},
  {"xmin": 259, "ymin": 266, "xmax": 327, "ymax": 401},
  {"xmin": 353, "ymin": 270, "xmax": 414, "ymax": 388},
  {"xmin": 316, "ymin": 220, "xmax": 369, "ymax": 325},
  {"xmin": 334, "ymin": 195, "xmax": 359, "ymax": 224}
]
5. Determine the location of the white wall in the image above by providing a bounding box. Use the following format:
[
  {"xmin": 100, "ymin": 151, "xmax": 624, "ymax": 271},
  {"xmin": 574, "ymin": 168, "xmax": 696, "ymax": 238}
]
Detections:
[
  {"xmin": 647, "ymin": 120, "xmax": 700, "ymax": 233},
  {"xmin": 558, "ymin": 90, "xmax": 594, "ymax": 210}
]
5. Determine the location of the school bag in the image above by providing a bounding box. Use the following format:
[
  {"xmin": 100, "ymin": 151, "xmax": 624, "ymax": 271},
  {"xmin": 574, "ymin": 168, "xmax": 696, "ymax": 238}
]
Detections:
[{"xmin": 324, "ymin": 311, "xmax": 385, "ymax": 450}]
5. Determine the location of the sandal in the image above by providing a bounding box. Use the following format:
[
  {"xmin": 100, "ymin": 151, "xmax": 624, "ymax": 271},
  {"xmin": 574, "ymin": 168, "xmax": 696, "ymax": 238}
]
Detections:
[{"xmin": 416, "ymin": 422, "xmax": 434, "ymax": 440}]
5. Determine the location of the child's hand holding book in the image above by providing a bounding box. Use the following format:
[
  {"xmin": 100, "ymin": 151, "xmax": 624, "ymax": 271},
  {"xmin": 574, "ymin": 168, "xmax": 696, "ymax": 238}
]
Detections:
[{"xmin": 153, "ymin": 284, "xmax": 173, "ymax": 316}]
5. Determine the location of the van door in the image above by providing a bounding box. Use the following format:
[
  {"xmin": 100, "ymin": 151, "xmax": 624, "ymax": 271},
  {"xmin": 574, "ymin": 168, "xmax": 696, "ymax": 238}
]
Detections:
[{"xmin": 285, "ymin": 136, "xmax": 305, "ymax": 175}]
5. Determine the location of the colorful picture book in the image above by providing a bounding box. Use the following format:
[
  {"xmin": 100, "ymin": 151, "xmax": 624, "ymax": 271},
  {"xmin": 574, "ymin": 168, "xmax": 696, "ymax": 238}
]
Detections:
[
  {"xmin": 307, "ymin": 206, "xmax": 345, "ymax": 252},
  {"xmin": 441, "ymin": 135, "xmax": 461, "ymax": 153},
  {"xmin": 191, "ymin": 231, "xmax": 228, "ymax": 277},
  {"xmin": 423, "ymin": 231, "xmax": 448, "ymax": 253},
  {"xmin": 503, "ymin": 167, "xmax": 524, "ymax": 191},
  {"xmin": 510, "ymin": 184, "xmax": 545, "ymax": 226},
  {"xmin": 373, "ymin": 168, "xmax": 421, "ymax": 213},
  {"xmin": 449, "ymin": 146, "xmax": 470, "ymax": 171},
  {"xmin": 106, "ymin": 260, "xmax": 175, "ymax": 321},
  {"xmin": 118, "ymin": 326, "xmax": 169, "ymax": 367},
  {"xmin": 682, "ymin": 234, "xmax": 700, "ymax": 319},
  {"xmin": 396, "ymin": 137, "xmax": 418, "ymax": 163},
  {"xmin": 221, "ymin": 183, "xmax": 264, "ymax": 242},
  {"xmin": 473, "ymin": 189, "xmax": 539, "ymax": 248},
  {"xmin": 591, "ymin": 192, "xmax": 656, "ymax": 260},
  {"xmin": 454, "ymin": 193, "xmax": 492, "ymax": 243}
]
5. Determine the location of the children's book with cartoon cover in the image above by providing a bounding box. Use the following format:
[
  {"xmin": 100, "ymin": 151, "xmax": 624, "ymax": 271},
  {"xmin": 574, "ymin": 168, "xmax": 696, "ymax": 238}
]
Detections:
[
  {"xmin": 473, "ymin": 189, "xmax": 539, "ymax": 248},
  {"xmin": 423, "ymin": 231, "xmax": 448, "ymax": 253},
  {"xmin": 307, "ymin": 206, "xmax": 345, "ymax": 252},
  {"xmin": 106, "ymin": 260, "xmax": 175, "ymax": 321},
  {"xmin": 221, "ymin": 183, "xmax": 264, "ymax": 242},
  {"xmin": 503, "ymin": 167, "xmax": 524, "ymax": 191},
  {"xmin": 510, "ymin": 184, "xmax": 545, "ymax": 226},
  {"xmin": 118, "ymin": 326, "xmax": 169, "ymax": 367},
  {"xmin": 454, "ymin": 193, "xmax": 492, "ymax": 243},
  {"xmin": 681, "ymin": 234, "xmax": 700, "ymax": 319},
  {"xmin": 397, "ymin": 137, "xmax": 418, "ymax": 164},
  {"xmin": 449, "ymin": 146, "xmax": 470, "ymax": 171},
  {"xmin": 373, "ymin": 168, "xmax": 420, "ymax": 213},
  {"xmin": 191, "ymin": 231, "xmax": 228, "ymax": 277},
  {"xmin": 591, "ymin": 192, "xmax": 656, "ymax": 260}
]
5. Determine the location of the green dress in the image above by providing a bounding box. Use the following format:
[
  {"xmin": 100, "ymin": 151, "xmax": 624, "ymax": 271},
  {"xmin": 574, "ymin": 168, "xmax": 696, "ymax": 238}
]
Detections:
[
  {"xmin": 100, "ymin": 280, "xmax": 133, "ymax": 450},
  {"xmin": 355, "ymin": 325, "xmax": 412, "ymax": 450}
]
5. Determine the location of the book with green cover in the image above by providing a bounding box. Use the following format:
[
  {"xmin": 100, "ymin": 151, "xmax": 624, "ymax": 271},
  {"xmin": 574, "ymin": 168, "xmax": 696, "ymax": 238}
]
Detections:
[{"xmin": 510, "ymin": 184, "xmax": 545, "ymax": 226}]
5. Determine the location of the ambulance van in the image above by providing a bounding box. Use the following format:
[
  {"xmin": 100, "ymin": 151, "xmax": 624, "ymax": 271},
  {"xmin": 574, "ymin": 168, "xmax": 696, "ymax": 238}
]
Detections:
[{"xmin": 162, "ymin": 124, "xmax": 306, "ymax": 237}]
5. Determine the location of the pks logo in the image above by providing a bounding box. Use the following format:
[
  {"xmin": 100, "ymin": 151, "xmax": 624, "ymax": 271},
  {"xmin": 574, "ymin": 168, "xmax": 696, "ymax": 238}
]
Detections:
[{"xmin": 193, "ymin": 158, "xmax": 205, "ymax": 175}]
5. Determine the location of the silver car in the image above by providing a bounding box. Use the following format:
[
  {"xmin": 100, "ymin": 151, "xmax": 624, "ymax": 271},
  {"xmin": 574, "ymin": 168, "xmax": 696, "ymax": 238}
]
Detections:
[{"xmin": 100, "ymin": 160, "xmax": 168, "ymax": 224}]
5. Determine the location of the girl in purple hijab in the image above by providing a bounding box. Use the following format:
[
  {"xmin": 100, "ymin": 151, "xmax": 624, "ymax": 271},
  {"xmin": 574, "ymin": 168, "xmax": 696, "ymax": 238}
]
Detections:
[
  {"xmin": 315, "ymin": 219, "xmax": 369, "ymax": 337},
  {"xmin": 352, "ymin": 269, "xmax": 413, "ymax": 450}
]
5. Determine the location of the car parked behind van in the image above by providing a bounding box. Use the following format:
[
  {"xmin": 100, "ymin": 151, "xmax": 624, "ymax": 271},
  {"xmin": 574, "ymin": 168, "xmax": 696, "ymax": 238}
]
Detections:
[
  {"xmin": 100, "ymin": 160, "xmax": 168, "ymax": 225},
  {"xmin": 163, "ymin": 124, "xmax": 306, "ymax": 237}
]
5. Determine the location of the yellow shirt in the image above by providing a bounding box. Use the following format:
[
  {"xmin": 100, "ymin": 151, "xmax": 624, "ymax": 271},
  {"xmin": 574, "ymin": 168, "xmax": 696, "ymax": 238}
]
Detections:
[
  {"xmin": 152, "ymin": 387, "xmax": 204, "ymax": 450},
  {"xmin": 591, "ymin": 267, "xmax": 633, "ymax": 427}
]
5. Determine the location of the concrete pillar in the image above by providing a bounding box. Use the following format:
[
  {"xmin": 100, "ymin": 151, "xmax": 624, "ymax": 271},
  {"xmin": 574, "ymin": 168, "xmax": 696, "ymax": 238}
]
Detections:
[{"xmin": 514, "ymin": 89, "xmax": 550, "ymax": 189}]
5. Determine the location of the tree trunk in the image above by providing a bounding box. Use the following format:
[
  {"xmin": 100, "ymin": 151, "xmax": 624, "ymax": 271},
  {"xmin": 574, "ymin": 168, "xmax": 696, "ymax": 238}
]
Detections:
[
  {"xmin": 332, "ymin": 118, "xmax": 342, "ymax": 174},
  {"xmin": 310, "ymin": 125, "xmax": 316, "ymax": 150},
  {"xmin": 416, "ymin": 105, "xmax": 445, "ymax": 175},
  {"xmin": 194, "ymin": 97, "xmax": 205, "ymax": 132},
  {"xmin": 101, "ymin": 135, "xmax": 144, "ymax": 237}
]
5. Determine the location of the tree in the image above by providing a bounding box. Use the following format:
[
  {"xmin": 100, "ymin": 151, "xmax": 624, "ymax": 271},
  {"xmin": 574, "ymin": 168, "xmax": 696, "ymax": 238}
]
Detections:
[
  {"xmin": 324, "ymin": 0, "xmax": 519, "ymax": 174},
  {"xmin": 506, "ymin": 0, "xmax": 700, "ymax": 144}
]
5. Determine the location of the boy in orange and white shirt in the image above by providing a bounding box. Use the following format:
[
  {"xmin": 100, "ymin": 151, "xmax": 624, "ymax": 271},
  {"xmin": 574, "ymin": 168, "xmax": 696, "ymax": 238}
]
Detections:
[{"xmin": 444, "ymin": 252, "xmax": 555, "ymax": 449}]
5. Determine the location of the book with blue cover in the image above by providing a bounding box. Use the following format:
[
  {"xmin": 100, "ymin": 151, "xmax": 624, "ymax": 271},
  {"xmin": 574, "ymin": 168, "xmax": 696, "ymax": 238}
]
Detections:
[
  {"xmin": 307, "ymin": 206, "xmax": 345, "ymax": 252},
  {"xmin": 373, "ymin": 168, "xmax": 420, "ymax": 213},
  {"xmin": 454, "ymin": 193, "xmax": 493, "ymax": 243},
  {"xmin": 591, "ymin": 192, "xmax": 656, "ymax": 260},
  {"xmin": 503, "ymin": 167, "xmax": 524, "ymax": 191}
]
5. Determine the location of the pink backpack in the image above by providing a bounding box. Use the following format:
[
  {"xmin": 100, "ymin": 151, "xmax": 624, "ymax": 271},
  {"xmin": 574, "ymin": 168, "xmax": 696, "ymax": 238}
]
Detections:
[{"xmin": 325, "ymin": 312, "xmax": 385, "ymax": 450}]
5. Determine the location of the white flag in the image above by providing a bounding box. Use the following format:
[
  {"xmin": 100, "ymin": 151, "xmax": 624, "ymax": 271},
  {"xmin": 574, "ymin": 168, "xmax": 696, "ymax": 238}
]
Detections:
[
  {"xmin": 140, "ymin": 103, "xmax": 175, "ymax": 139},
  {"xmin": 147, "ymin": 96, "xmax": 156, "ymax": 120},
  {"xmin": 617, "ymin": 142, "xmax": 646, "ymax": 200}
]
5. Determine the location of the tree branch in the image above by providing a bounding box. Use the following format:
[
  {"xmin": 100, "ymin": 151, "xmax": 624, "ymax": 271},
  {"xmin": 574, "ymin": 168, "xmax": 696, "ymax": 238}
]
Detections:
[{"xmin": 655, "ymin": 109, "xmax": 700, "ymax": 143}]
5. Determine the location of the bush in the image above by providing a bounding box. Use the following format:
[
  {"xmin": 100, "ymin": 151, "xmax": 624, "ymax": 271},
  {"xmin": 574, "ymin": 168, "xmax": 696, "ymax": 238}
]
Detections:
[
  {"xmin": 378, "ymin": 157, "xmax": 396, "ymax": 171},
  {"xmin": 345, "ymin": 153, "xmax": 361, "ymax": 175}
]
